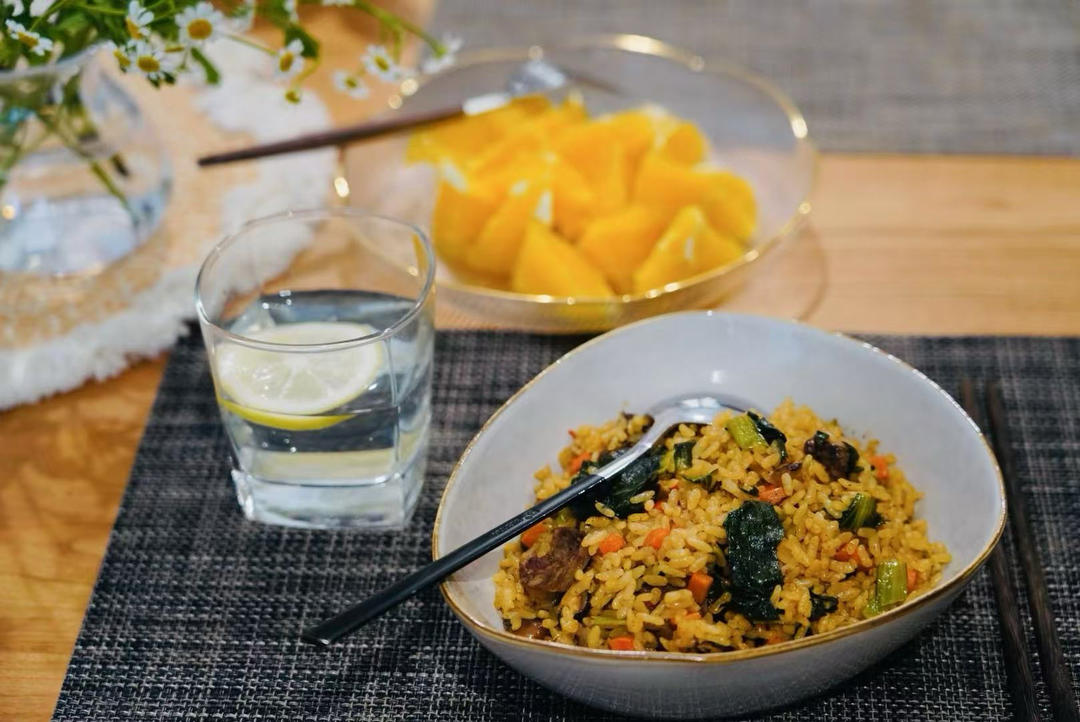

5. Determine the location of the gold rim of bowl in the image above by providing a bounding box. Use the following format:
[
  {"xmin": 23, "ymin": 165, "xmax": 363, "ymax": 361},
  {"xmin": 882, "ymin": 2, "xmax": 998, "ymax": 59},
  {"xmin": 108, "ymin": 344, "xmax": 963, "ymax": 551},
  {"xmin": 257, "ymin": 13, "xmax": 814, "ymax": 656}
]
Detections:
[
  {"xmin": 431, "ymin": 310, "xmax": 1007, "ymax": 664},
  {"xmin": 398, "ymin": 33, "xmax": 819, "ymax": 307}
]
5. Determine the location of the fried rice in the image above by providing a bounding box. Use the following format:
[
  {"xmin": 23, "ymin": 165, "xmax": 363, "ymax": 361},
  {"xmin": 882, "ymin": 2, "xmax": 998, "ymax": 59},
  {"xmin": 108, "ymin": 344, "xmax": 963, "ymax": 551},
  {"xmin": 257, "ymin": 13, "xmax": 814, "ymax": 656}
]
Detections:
[{"xmin": 492, "ymin": 401, "xmax": 950, "ymax": 653}]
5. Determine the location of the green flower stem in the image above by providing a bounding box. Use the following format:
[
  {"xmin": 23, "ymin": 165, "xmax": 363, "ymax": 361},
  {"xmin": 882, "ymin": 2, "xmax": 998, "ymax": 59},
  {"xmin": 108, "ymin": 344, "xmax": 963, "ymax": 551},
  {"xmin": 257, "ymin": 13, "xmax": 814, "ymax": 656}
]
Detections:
[
  {"xmin": 29, "ymin": 0, "xmax": 73, "ymax": 30},
  {"xmin": 351, "ymin": 0, "xmax": 441, "ymax": 51},
  {"xmin": 225, "ymin": 33, "xmax": 274, "ymax": 55},
  {"xmin": 32, "ymin": 107, "xmax": 133, "ymax": 217},
  {"xmin": 69, "ymin": 4, "xmax": 126, "ymax": 15}
]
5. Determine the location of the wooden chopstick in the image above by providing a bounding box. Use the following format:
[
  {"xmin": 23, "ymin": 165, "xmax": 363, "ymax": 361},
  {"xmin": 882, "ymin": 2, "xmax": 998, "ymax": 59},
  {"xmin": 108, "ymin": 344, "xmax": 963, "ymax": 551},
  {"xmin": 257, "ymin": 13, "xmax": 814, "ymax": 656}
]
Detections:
[
  {"xmin": 197, "ymin": 105, "xmax": 463, "ymax": 166},
  {"xmin": 960, "ymin": 379, "xmax": 1040, "ymax": 722},
  {"xmin": 985, "ymin": 380, "xmax": 1080, "ymax": 722}
]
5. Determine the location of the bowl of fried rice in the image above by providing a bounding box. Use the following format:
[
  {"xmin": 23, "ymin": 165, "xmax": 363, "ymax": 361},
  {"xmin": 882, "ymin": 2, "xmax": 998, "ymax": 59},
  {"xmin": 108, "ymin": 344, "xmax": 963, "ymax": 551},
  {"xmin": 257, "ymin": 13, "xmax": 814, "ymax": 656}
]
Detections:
[{"xmin": 433, "ymin": 311, "xmax": 1005, "ymax": 718}]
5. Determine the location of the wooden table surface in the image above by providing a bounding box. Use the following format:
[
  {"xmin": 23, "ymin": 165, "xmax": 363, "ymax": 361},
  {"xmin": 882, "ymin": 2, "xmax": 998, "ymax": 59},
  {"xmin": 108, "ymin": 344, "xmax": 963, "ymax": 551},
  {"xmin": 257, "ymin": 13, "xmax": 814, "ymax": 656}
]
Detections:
[{"xmin": 3, "ymin": 30, "xmax": 1080, "ymax": 722}]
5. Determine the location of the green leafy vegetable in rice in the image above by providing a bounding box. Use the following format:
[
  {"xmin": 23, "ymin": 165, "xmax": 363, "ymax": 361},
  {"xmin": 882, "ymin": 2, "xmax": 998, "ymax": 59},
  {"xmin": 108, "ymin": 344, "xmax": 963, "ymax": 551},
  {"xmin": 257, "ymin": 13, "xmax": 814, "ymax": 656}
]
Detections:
[
  {"xmin": 809, "ymin": 590, "xmax": 840, "ymax": 620},
  {"xmin": 568, "ymin": 448, "xmax": 660, "ymax": 519},
  {"xmin": 723, "ymin": 500, "xmax": 785, "ymax": 622},
  {"xmin": 838, "ymin": 492, "xmax": 883, "ymax": 531}
]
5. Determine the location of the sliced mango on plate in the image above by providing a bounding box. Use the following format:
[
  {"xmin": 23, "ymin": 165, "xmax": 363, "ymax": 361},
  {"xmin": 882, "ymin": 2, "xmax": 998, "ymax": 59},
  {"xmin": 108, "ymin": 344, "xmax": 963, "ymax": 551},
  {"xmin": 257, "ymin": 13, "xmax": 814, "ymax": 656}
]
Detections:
[
  {"xmin": 578, "ymin": 205, "xmax": 670, "ymax": 293},
  {"xmin": 596, "ymin": 109, "xmax": 656, "ymax": 179},
  {"xmin": 465, "ymin": 182, "xmax": 550, "ymax": 276},
  {"xmin": 430, "ymin": 164, "xmax": 499, "ymax": 265},
  {"xmin": 555, "ymin": 124, "xmax": 627, "ymax": 214},
  {"xmin": 631, "ymin": 205, "xmax": 745, "ymax": 293},
  {"xmin": 701, "ymin": 173, "xmax": 757, "ymax": 239},
  {"xmin": 633, "ymin": 153, "xmax": 756, "ymax": 240},
  {"xmin": 469, "ymin": 95, "xmax": 587, "ymax": 179},
  {"xmin": 511, "ymin": 221, "xmax": 614, "ymax": 297},
  {"xmin": 406, "ymin": 95, "xmax": 551, "ymax": 165},
  {"xmin": 659, "ymin": 121, "xmax": 708, "ymax": 165}
]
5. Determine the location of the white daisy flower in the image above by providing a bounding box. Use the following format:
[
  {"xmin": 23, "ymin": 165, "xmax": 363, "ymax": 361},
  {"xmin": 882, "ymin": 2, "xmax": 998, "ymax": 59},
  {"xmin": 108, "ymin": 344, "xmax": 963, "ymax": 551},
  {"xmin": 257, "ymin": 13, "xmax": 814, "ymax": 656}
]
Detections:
[
  {"xmin": 130, "ymin": 38, "xmax": 174, "ymax": 81},
  {"xmin": 27, "ymin": 0, "xmax": 52, "ymax": 16},
  {"xmin": 108, "ymin": 40, "xmax": 135, "ymax": 71},
  {"xmin": 332, "ymin": 70, "xmax": 369, "ymax": 99},
  {"xmin": 275, "ymin": 39, "xmax": 304, "ymax": 79},
  {"xmin": 282, "ymin": 0, "xmax": 297, "ymax": 21},
  {"xmin": 176, "ymin": 1, "xmax": 225, "ymax": 46},
  {"xmin": 124, "ymin": 1, "xmax": 153, "ymax": 39},
  {"xmin": 421, "ymin": 33, "xmax": 462, "ymax": 74},
  {"xmin": 4, "ymin": 0, "xmax": 25, "ymax": 14},
  {"xmin": 361, "ymin": 44, "xmax": 405, "ymax": 82},
  {"xmin": 5, "ymin": 20, "xmax": 52, "ymax": 56}
]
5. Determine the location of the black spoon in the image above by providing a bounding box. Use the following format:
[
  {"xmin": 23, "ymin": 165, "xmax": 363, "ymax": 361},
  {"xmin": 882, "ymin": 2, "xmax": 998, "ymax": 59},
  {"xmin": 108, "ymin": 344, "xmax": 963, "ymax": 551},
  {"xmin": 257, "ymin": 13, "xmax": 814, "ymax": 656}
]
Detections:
[{"xmin": 302, "ymin": 393, "xmax": 748, "ymax": 646}]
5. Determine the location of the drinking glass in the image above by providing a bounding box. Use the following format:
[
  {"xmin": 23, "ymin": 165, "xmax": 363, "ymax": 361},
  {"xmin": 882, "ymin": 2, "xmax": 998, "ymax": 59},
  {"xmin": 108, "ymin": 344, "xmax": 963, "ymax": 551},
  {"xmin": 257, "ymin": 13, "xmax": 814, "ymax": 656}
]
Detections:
[{"xmin": 195, "ymin": 208, "xmax": 435, "ymax": 529}]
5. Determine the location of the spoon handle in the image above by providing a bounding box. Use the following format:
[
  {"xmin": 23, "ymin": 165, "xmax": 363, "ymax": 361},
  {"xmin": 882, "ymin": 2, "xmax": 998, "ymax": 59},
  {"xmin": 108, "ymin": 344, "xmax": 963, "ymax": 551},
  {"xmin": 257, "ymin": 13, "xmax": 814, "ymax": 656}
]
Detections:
[{"xmin": 302, "ymin": 466, "xmax": 618, "ymax": 646}]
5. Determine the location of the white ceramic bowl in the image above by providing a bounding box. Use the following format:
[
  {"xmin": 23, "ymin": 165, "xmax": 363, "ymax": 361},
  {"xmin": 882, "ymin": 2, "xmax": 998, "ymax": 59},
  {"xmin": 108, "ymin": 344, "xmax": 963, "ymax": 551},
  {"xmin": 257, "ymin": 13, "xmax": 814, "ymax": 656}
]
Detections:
[{"xmin": 433, "ymin": 312, "xmax": 1005, "ymax": 718}]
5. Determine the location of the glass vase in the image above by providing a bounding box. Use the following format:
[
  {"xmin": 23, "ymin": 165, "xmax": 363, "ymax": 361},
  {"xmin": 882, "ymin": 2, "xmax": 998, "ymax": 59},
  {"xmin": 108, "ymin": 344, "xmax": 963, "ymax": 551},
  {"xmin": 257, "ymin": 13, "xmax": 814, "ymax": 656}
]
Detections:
[{"xmin": 0, "ymin": 48, "xmax": 171, "ymax": 276}]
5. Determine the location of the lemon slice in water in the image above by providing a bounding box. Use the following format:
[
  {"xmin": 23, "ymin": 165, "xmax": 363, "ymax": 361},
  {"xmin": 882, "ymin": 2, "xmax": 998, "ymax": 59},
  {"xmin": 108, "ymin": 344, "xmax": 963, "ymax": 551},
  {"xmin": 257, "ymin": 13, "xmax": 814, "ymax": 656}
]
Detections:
[{"xmin": 216, "ymin": 322, "xmax": 382, "ymax": 431}]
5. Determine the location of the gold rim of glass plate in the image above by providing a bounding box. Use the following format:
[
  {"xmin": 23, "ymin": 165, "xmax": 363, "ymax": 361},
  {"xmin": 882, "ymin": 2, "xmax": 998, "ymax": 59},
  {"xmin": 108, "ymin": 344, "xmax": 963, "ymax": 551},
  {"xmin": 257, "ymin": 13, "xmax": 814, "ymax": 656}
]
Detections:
[{"xmin": 392, "ymin": 33, "xmax": 819, "ymax": 308}]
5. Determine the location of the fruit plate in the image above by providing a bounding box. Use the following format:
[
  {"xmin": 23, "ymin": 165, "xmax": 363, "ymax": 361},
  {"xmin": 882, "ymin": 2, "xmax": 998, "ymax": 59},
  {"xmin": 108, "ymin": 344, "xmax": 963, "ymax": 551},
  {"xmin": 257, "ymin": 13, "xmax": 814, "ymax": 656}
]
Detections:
[{"xmin": 345, "ymin": 35, "xmax": 816, "ymax": 332}]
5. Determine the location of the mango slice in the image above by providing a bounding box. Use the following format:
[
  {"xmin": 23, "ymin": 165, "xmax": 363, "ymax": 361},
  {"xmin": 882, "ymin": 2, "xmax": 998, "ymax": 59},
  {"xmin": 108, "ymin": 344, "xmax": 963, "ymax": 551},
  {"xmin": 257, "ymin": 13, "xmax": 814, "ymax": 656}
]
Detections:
[
  {"xmin": 430, "ymin": 172, "xmax": 498, "ymax": 265},
  {"xmin": 578, "ymin": 205, "xmax": 670, "ymax": 293},
  {"xmin": 469, "ymin": 95, "xmax": 587, "ymax": 178},
  {"xmin": 406, "ymin": 95, "xmax": 551, "ymax": 165},
  {"xmin": 631, "ymin": 206, "xmax": 745, "ymax": 293},
  {"xmin": 659, "ymin": 121, "xmax": 707, "ymax": 165},
  {"xmin": 596, "ymin": 109, "xmax": 656, "ymax": 179},
  {"xmin": 701, "ymin": 174, "xmax": 757, "ymax": 239},
  {"xmin": 633, "ymin": 153, "xmax": 756, "ymax": 240},
  {"xmin": 511, "ymin": 221, "xmax": 615, "ymax": 297},
  {"xmin": 465, "ymin": 182, "xmax": 549, "ymax": 275},
  {"xmin": 554, "ymin": 122, "xmax": 628, "ymax": 214}
]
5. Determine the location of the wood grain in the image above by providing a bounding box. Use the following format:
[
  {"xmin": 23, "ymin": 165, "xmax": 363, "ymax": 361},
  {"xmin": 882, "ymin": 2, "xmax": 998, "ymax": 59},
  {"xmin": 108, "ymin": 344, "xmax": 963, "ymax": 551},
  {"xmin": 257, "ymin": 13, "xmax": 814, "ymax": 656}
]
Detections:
[{"xmin": 3, "ymin": 146, "xmax": 1080, "ymax": 722}]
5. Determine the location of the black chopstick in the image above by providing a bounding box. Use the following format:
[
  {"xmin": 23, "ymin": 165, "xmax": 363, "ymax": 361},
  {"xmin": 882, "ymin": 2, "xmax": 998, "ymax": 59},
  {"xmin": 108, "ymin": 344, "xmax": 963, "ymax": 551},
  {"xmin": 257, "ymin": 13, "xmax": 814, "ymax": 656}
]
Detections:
[
  {"xmin": 197, "ymin": 105, "xmax": 463, "ymax": 166},
  {"xmin": 960, "ymin": 379, "xmax": 1040, "ymax": 722},
  {"xmin": 985, "ymin": 381, "xmax": 1080, "ymax": 722}
]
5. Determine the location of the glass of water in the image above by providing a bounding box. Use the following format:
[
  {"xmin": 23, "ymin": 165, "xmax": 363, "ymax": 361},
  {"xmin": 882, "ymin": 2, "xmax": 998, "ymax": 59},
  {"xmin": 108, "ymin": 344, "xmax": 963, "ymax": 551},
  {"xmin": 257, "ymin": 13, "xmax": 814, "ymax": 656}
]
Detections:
[{"xmin": 195, "ymin": 208, "xmax": 434, "ymax": 529}]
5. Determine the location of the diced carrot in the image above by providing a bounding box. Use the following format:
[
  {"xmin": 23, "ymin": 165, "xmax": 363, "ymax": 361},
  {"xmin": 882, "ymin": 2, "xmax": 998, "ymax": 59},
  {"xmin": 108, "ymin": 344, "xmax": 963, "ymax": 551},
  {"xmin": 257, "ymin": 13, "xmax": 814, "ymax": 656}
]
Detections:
[
  {"xmin": 568, "ymin": 451, "xmax": 592, "ymax": 474},
  {"xmin": 834, "ymin": 538, "xmax": 860, "ymax": 562},
  {"xmin": 644, "ymin": 527, "xmax": 670, "ymax": 549},
  {"xmin": 654, "ymin": 501, "xmax": 666, "ymax": 512},
  {"xmin": 765, "ymin": 632, "xmax": 785, "ymax": 645},
  {"xmin": 567, "ymin": 429, "xmax": 577, "ymax": 438},
  {"xmin": 520, "ymin": 521, "xmax": 547, "ymax": 548},
  {"xmin": 688, "ymin": 572, "xmax": 713, "ymax": 604},
  {"xmin": 608, "ymin": 635, "xmax": 635, "ymax": 651},
  {"xmin": 757, "ymin": 484, "xmax": 787, "ymax": 504},
  {"xmin": 906, "ymin": 566, "xmax": 918, "ymax": 592},
  {"xmin": 598, "ymin": 532, "xmax": 626, "ymax": 554},
  {"xmin": 683, "ymin": 611, "xmax": 701, "ymax": 620},
  {"xmin": 871, "ymin": 455, "xmax": 889, "ymax": 481}
]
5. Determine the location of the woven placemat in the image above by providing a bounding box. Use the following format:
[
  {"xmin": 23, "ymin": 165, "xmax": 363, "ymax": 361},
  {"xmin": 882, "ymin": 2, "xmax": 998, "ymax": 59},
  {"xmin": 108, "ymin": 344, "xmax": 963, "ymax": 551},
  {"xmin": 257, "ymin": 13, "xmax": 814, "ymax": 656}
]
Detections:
[
  {"xmin": 52, "ymin": 327, "xmax": 1080, "ymax": 721},
  {"xmin": 431, "ymin": 0, "xmax": 1080, "ymax": 156}
]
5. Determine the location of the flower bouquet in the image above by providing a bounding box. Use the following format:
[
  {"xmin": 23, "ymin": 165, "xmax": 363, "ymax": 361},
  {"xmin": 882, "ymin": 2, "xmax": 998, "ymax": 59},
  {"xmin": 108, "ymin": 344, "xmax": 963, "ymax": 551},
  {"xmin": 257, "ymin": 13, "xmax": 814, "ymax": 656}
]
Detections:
[{"xmin": 0, "ymin": 0, "xmax": 457, "ymax": 274}]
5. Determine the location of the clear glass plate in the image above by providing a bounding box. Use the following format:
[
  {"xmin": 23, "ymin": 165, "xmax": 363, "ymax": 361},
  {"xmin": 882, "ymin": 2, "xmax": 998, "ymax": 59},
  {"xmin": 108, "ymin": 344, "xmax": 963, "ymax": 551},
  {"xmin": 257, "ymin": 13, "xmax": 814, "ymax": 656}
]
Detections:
[{"xmin": 346, "ymin": 34, "xmax": 817, "ymax": 332}]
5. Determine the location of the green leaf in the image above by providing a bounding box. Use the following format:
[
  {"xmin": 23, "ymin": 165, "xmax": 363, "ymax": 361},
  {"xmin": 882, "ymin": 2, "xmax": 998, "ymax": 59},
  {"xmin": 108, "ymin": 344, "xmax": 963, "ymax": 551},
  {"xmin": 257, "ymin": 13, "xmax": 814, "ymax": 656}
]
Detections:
[
  {"xmin": 189, "ymin": 47, "xmax": 220, "ymax": 84},
  {"xmin": 284, "ymin": 24, "xmax": 319, "ymax": 58},
  {"xmin": 723, "ymin": 500, "xmax": 784, "ymax": 621}
]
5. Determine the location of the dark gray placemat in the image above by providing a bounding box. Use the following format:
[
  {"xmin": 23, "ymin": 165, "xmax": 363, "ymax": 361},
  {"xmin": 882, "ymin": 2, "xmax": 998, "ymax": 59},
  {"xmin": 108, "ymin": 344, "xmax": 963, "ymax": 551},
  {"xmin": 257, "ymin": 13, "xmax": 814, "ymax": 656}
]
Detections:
[
  {"xmin": 430, "ymin": 0, "xmax": 1080, "ymax": 156},
  {"xmin": 52, "ymin": 328, "xmax": 1080, "ymax": 721}
]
